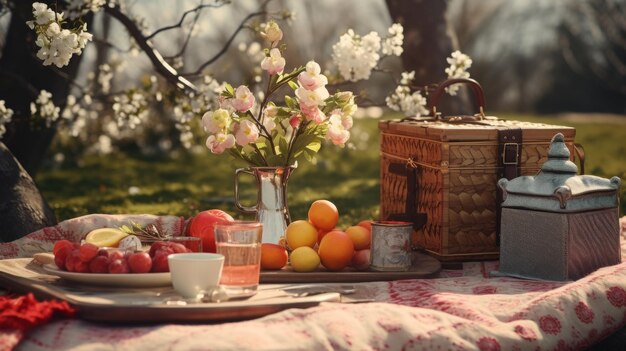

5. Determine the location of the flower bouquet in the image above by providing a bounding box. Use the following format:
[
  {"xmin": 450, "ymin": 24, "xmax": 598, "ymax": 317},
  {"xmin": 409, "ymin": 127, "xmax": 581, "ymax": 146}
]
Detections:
[
  {"xmin": 200, "ymin": 21, "xmax": 357, "ymax": 244},
  {"xmin": 201, "ymin": 21, "xmax": 357, "ymax": 168}
]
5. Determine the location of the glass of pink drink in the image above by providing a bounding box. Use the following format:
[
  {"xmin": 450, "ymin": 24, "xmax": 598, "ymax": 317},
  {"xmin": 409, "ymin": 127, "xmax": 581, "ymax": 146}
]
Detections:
[{"xmin": 214, "ymin": 221, "xmax": 262, "ymax": 297}]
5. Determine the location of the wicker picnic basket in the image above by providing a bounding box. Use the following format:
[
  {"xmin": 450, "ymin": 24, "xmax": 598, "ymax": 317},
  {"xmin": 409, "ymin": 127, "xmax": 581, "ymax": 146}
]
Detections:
[{"xmin": 379, "ymin": 78, "xmax": 580, "ymax": 261}]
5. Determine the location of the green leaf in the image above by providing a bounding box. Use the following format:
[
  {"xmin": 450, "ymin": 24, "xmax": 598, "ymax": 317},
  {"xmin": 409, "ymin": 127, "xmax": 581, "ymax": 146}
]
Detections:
[
  {"xmin": 288, "ymin": 81, "xmax": 299, "ymax": 90},
  {"xmin": 266, "ymin": 154, "xmax": 285, "ymax": 167},
  {"xmin": 305, "ymin": 140, "xmax": 321, "ymax": 152},
  {"xmin": 285, "ymin": 96, "xmax": 297, "ymax": 109},
  {"xmin": 270, "ymin": 74, "xmax": 279, "ymax": 88},
  {"xmin": 278, "ymin": 136, "xmax": 289, "ymax": 155},
  {"xmin": 224, "ymin": 83, "xmax": 235, "ymax": 96}
]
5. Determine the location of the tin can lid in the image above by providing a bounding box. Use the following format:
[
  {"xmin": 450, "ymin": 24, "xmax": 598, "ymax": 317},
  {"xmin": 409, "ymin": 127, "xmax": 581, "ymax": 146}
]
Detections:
[{"xmin": 372, "ymin": 220, "xmax": 413, "ymax": 227}]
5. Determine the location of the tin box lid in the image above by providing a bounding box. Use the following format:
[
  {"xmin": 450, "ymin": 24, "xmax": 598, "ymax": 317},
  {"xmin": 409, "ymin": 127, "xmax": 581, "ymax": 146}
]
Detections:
[{"xmin": 498, "ymin": 133, "xmax": 621, "ymax": 212}]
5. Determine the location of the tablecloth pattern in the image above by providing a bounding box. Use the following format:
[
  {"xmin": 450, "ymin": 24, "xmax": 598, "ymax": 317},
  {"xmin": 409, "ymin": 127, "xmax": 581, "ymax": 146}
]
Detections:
[{"xmin": 0, "ymin": 215, "xmax": 625, "ymax": 351}]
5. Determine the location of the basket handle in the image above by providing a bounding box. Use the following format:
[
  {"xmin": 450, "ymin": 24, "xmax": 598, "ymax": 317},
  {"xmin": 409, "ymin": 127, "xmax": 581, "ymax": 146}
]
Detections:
[{"xmin": 428, "ymin": 78, "xmax": 486, "ymax": 119}]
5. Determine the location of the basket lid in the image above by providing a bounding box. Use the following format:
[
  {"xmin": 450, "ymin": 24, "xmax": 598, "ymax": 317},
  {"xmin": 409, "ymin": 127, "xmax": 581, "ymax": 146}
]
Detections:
[
  {"xmin": 379, "ymin": 118, "xmax": 576, "ymax": 142},
  {"xmin": 498, "ymin": 133, "xmax": 621, "ymax": 212}
]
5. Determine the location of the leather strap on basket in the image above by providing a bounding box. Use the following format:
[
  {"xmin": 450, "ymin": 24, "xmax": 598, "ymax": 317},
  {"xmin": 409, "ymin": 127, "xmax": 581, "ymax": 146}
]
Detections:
[
  {"xmin": 496, "ymin": 127, "xmax": 522, "ymax": 245},
  {"xmin": 387, "ymin": 161, "xmax": 427, "ymax": 230}
]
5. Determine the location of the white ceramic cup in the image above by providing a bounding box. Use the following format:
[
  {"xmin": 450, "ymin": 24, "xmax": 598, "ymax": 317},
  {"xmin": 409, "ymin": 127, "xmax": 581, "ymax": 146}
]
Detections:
[{"xmin": 168, "ymin": 253, "xmax": 224, "ymax": 298}]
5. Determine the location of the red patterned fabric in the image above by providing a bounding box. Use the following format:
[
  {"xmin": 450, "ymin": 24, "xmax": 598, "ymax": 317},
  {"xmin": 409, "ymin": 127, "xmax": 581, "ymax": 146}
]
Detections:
[{"xmin": 0, "ymin": 294, "xmax": 74, "ymax": 350}]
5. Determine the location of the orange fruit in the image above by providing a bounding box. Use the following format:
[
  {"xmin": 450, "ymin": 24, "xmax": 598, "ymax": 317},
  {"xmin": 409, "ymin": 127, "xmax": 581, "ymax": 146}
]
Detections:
[
  {"xmin": 317, "ymin": 227, "xmax": 339, "ymax": 244},
  {"xmin": 290, "ymin": 246, "xmax": 320, "ymax": 272},
  {"xmin": 285, "ymin": 220, "xmax": 318, "ymax": 249},
  {"xmin": 308, "ymin": 200, "xmax": 339, "ymax": 231},
  {"xmin": 260, "ymin": 243, "xmax": 288, "ymax": 270},
  {"xmin": 357, "ymin": 220, "xmax": 373, "ymax": 232},
  {"xmin": 345, "ymin": 225, "xmax": 371, "ymax": 250},
  {"xmin": 318, "ymin": 230, "xmax": 354, "ymax": 271}
]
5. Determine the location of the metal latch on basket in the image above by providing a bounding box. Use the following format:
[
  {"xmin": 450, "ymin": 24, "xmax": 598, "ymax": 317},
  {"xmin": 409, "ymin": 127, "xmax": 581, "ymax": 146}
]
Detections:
[{"xmin": 502, "ymin": 143, "xmax": 519, "ymax": 165}]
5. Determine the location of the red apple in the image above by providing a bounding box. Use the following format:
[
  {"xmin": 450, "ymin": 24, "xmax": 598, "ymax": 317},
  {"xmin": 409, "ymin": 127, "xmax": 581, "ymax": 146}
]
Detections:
[{"xmin": 188, "ymin": 209, "xmax": 234, "ymax": 253}]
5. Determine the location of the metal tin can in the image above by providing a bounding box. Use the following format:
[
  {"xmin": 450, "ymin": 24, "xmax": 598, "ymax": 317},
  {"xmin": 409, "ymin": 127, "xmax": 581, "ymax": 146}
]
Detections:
[{"xmin": 370, "ymin": 221, "xmax": 412, "ymax": 271}]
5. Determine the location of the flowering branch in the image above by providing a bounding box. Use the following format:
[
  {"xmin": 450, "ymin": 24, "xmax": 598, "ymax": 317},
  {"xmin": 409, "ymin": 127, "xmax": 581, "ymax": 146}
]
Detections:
[
  {"xmin": 103, "ymin": 5, "xmax": 198, "ymax": 94},
  {"xmin": 145, "ymin": 0, "xmax": 231, "ymax": 40},
  {"xmin": 182, "ymin": 0, "xmax": 272, "ymax": 77}
]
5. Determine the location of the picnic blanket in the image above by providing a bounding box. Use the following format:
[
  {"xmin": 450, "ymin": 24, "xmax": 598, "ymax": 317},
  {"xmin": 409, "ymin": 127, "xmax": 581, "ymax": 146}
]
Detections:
[{"xmin": 1, "ymin": 215, "xmax": 625, "ymax": 350}]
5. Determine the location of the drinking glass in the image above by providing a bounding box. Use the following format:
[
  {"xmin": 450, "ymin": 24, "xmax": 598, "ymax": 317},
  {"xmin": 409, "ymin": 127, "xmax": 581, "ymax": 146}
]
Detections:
[{"xmin": 214, "ymin": 221, "xmax": 262, "ymax": 297}]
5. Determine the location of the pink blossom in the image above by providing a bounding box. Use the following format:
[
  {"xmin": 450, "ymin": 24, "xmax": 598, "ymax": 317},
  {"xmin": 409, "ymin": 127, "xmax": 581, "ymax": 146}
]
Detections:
[
  {"xmin": 218, "ymin": 95, "xmax": 233, "ymax": 110},
  {"xmin": 261, "ymin": 48, "xmax": 286, "ymax": 75},
  {"xmin": 201, "ymin": 108, "xmax": 231, "ymax": 133},
  {"xmin": 289, "ymin": 115, "xmax": 301, "ymax": 129},
  {"xmin": 295, "ymin": 86, "xmax": 329, "ymax": 107},
  {"xmin": 326, "ymin": 114, "xmax": 350, "ymax": 146},
  {"xmin": 206, "ymin": 133, "xmax": 235, "ymax": 154},
  {"xmin": 330, "ymin": 109, "xmax": 353, "ymax": 129},
  {"xmin": 231, "ymin": 85, "xmax": 255, "ymax": 112},
  {"xmin": 298, "ymin": 61, "xmax": 328, "ymax": 90},
  {"xmin": 300, "ymin": 103, "xmax": 326, "ymax": 124},
  {"xmin": 234, "ymin": 119, "xmax": 260, "ymax": 146}
]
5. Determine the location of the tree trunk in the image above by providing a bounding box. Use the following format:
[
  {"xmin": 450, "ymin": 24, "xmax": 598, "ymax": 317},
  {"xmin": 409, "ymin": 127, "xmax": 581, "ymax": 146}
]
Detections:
[
  {"xmin": 385, "ymin": 0, "xmax": 472, "ymax": 115},
  {"xmin": 0, "ymin": 142, "xmax": 56, "ymax": 242},
  {"xmin": 0, "ymin": 1, "xmax": 87, "ymax": 175}
]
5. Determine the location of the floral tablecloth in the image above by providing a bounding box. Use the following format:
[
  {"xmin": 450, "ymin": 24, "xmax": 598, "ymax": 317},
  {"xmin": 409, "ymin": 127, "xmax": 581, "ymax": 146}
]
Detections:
[{"xmin": 1, "ymin": 214, "xmax": 625, "ymax": 351}]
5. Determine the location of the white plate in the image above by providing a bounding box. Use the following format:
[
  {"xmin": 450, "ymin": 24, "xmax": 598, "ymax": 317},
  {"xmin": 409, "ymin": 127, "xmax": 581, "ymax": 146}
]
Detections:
[{"xmin": 43, "ymin": 264, "xmax": 172, "ymax": 287}]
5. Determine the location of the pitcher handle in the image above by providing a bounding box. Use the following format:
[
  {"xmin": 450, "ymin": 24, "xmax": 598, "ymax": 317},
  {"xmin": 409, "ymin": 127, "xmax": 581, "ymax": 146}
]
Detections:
[{"xmin": 234, "ymin": 168, "xmax": 258, "ymax": 214}]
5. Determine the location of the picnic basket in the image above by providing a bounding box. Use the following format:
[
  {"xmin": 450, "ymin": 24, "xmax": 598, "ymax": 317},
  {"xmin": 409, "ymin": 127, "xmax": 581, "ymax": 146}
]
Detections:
[{"xmin": 379, "ymin": 78, "xmax": 581, "ymax": 261}]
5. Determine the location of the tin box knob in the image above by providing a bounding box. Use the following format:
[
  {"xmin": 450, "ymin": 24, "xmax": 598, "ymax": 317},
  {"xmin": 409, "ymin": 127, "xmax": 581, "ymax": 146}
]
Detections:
[{"xmin": 541, "ymin": 133, "xmax": 578, "ymax": 174}]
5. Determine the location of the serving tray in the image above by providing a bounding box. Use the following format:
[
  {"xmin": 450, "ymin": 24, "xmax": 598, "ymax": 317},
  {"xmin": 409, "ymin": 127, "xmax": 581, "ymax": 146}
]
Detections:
[
  {"xmin": 260, "ymin": 251, "xmax": 441, "ymax": 283},
  {"xmin": 0, "ymin": 258, "xmax": 339, "ymax": 323}
]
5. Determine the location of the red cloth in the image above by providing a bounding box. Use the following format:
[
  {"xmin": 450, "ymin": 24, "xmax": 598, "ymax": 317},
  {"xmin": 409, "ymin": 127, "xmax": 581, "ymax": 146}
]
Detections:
[{"xmin": 0, "ymin": 293, "xmax": 74, "ymax": 351}]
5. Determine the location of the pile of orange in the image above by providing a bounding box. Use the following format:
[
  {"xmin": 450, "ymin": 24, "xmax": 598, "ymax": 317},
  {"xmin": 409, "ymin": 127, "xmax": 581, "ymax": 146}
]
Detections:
[{"xmin": 259, "ymin": 199, "xmax": 372, "ymax": 272}]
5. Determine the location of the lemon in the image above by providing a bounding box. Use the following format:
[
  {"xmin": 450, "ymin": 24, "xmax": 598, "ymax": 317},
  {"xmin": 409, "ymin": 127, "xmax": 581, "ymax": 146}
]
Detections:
[
  {"xmin": 84, "ymin": 228, "xmax": 129, "ymax": 247},
  {"xmin": 285, "ymin": 220, "xmax": 318, "ymax": 249},
  {"xmin": 289, "ymin": 246, "xmax": 320, "ymax": 272}
]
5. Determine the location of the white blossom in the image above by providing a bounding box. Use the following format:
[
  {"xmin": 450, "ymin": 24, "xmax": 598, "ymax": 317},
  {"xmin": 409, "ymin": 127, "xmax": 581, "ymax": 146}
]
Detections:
[
  {"xmin": 386, "ymin": 85, "xmax": 429, "ymax": 117},
  {"xmin": 28, "ymin": 3, "xmax": 93, "ymax": 68},
  {"xmin": 61, "ymin": 94, "xmax": 90, "ymax": 137},
  {"xmin": 262, "ymin": 21, "xmax": 283, "ymax": 44},
  {"xmin": 112, "ymin": 92, "xmax": 148, "ymax": 129},
  {"xmin": 66, "ymin": 0, "xmax": 106, "ymax": 20},
  {"xmin": 332, "ymin": 29, "xmax": 381, "ymax": 82},
  {"xmin": 97, "ymin": 64, "xmax": 113, "ymax": 93},
  {"xmin": 94, "ymin": 135, "xmax": 113, "ymax": 154},
  {"xmin": 382, "ymin": 23, "xmax": 404, "ymax": 56},
  {"xmin": 400, "ymin": 71, "xmax": 415, "ymax": 85},
  {"xmin": 30, "ymin": 90, "xmax": 60, "ymax": 127},
  {"xmin": 445, "ymin": 50, "xmax": 473, "ymax": 96},
  {"xmin": 0, "ymin": 100, "xmax": 14, "ymax": 139}
]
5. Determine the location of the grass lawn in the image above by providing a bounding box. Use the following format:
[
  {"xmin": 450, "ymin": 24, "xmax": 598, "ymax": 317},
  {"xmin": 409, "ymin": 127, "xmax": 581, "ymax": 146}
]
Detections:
[{"xmin": 36, "ymin": 113, "xmax": 626, "ymax": 227}]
